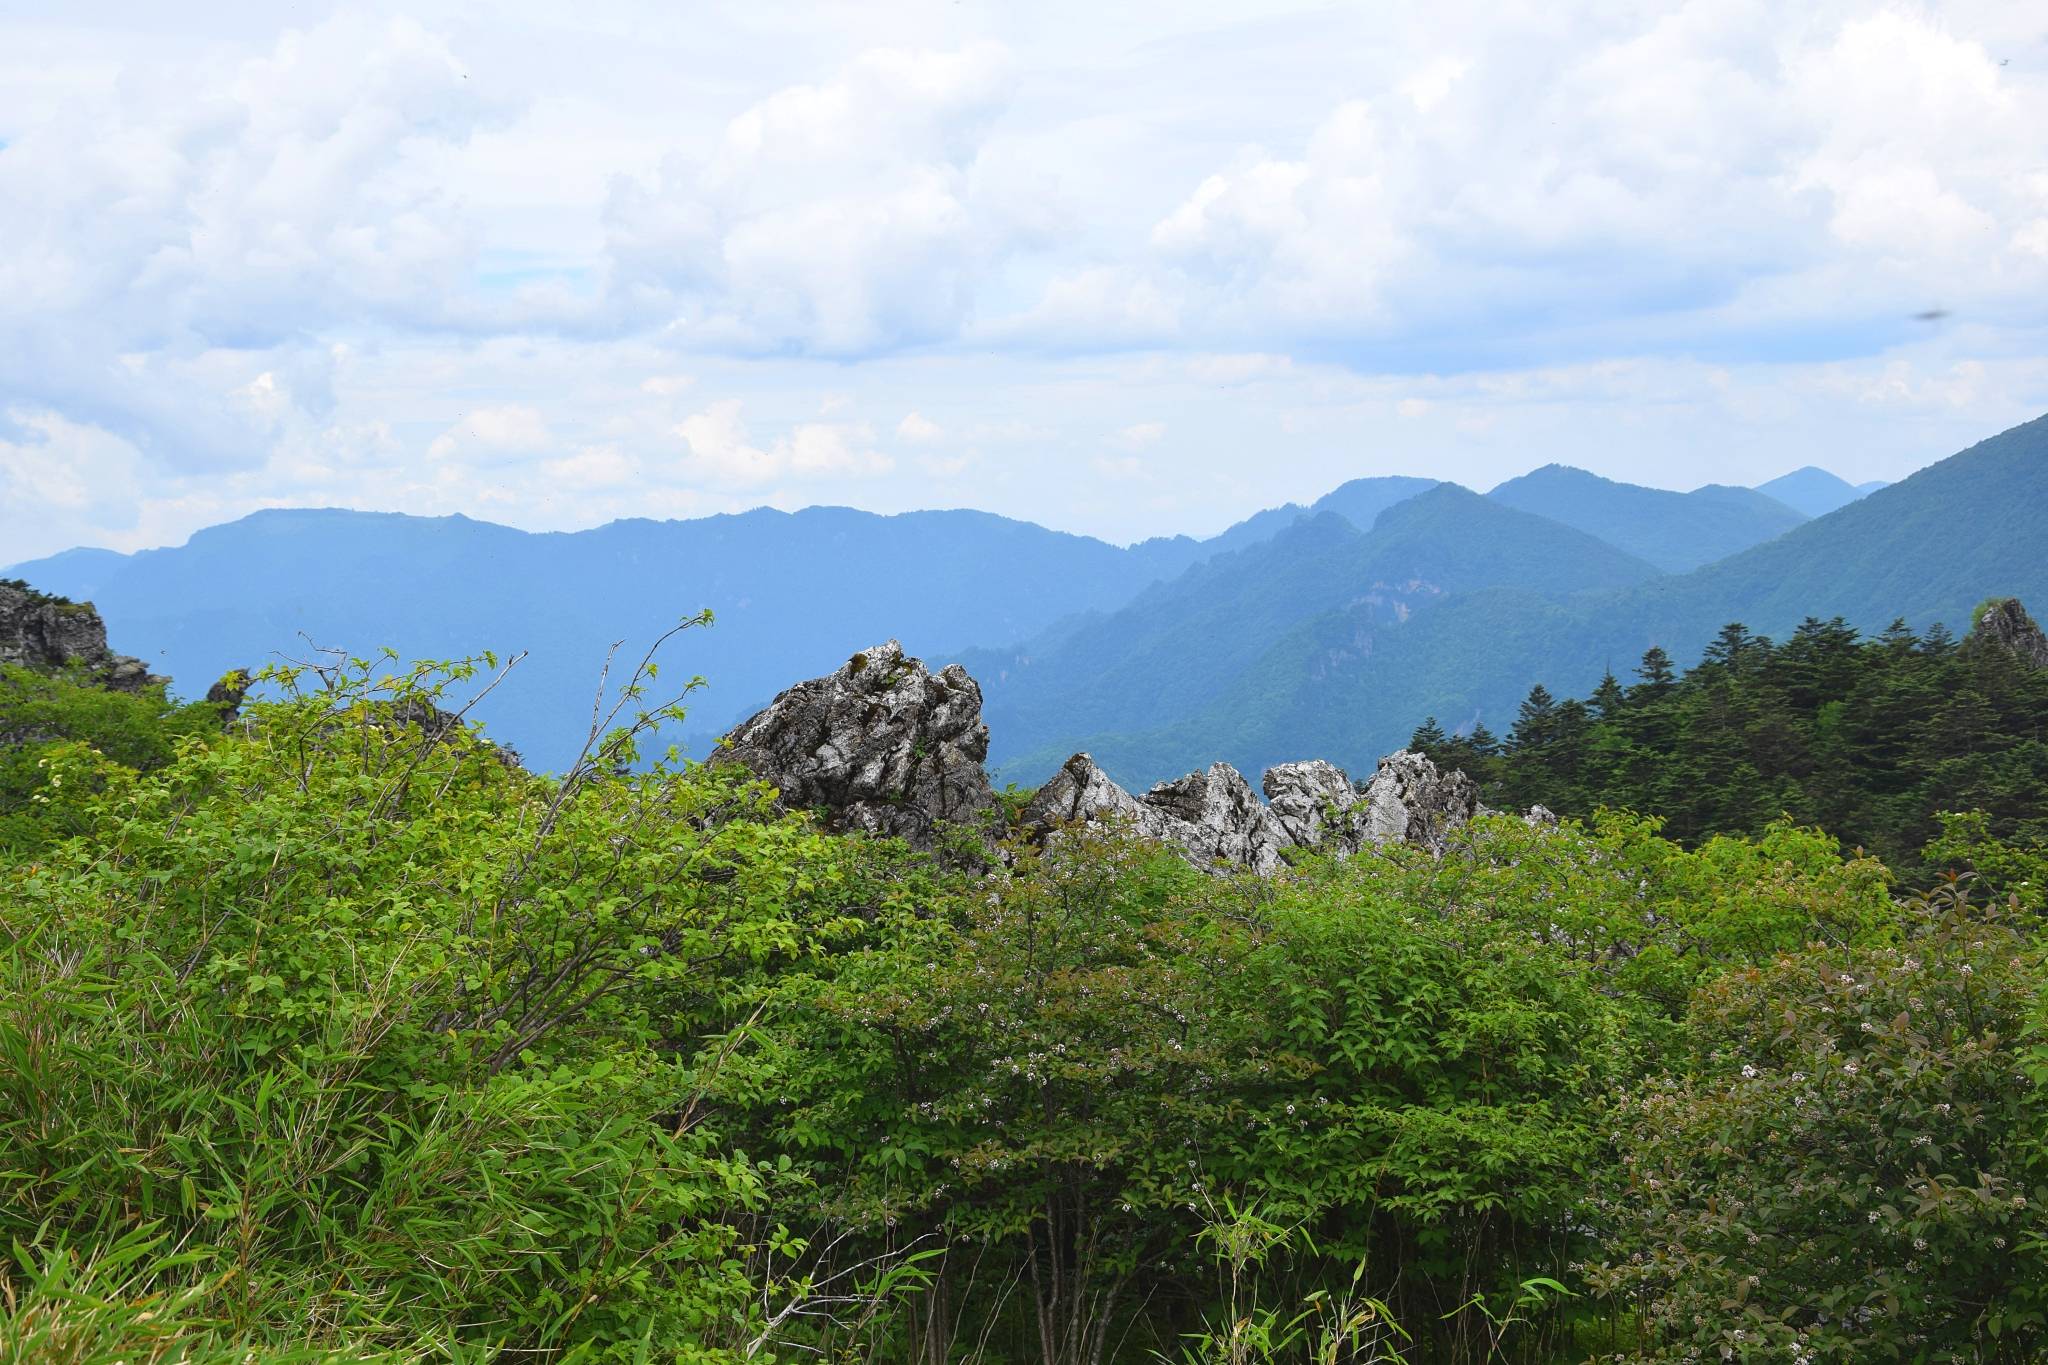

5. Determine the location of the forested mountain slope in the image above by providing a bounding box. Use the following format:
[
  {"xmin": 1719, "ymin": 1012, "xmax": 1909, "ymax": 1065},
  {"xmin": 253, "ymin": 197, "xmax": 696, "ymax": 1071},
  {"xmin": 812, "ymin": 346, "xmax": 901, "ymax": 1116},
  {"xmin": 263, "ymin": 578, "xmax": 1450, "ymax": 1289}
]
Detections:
[
  {"xmin": 1488, "ymin": 464, "xmax": 1806, "ymax": 571},
  {"xmin": 977, "ymin": 484, "xmax": 1663, "ymax": 776},
  {"xmin": 1408, "ymin": 598, "xmax": 2048, "ymax": 878},
  {"xmin": 1015, "ymin": 413, "xmax": 2048, "ymax": 787}
]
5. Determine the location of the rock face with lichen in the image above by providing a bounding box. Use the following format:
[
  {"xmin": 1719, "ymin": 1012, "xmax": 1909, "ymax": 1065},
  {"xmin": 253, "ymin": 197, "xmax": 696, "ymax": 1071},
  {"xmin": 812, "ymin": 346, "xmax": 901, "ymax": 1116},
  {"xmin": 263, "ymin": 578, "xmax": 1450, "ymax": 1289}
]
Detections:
[
  {"xmin": 0, "ymin": 579, "xmax": 161, "ymax": 692},
  {"xmin": 718, "ymin": 640, "xmax": 997, "ymax": 846},
  {"xmin": 1973, "ymin": 598, "xmax": 2048, "ymax": 669}
]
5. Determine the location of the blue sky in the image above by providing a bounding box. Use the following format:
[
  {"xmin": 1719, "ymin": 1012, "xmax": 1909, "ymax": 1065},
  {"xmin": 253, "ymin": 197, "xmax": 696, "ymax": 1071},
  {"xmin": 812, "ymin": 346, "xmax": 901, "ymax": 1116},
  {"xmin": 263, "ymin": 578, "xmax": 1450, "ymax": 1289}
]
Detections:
[{"xmin": 2, "ymin": 0, "xmax": 2046, "ymax": 561}]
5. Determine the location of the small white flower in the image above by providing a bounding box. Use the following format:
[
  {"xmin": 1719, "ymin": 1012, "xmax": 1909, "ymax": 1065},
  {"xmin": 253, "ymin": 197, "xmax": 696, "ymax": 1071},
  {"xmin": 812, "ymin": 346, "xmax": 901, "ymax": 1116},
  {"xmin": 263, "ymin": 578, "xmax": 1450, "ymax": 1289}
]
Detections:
[{"xmin": 1741, "ymin": 1064, "xmax": 1759, "ymax": 1079}]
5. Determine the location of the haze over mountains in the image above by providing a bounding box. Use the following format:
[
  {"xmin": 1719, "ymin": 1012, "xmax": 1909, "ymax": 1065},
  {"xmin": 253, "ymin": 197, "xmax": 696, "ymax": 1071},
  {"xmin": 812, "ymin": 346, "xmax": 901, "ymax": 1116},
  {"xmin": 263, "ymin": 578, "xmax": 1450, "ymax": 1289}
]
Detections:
[
  {"xmin": 10, "ymin": 420, "xmax": 2028, "ymax": 780},
  {"xmin": 1756, "ymin": 466, "xmax": 1893, "ymax": 518}
]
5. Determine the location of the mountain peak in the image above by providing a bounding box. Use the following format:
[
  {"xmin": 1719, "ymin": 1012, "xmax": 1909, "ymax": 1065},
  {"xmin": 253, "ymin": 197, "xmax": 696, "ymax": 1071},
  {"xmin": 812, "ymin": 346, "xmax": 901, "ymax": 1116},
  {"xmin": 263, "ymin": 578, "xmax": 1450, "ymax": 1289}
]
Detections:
[
  {"xmin": 1754, "ymin": 466, "xmax": 1881, "ymax": 518},
  {"xmin": 1487, "ymin": 465, "xmax": 1804, "ymax": 573}
]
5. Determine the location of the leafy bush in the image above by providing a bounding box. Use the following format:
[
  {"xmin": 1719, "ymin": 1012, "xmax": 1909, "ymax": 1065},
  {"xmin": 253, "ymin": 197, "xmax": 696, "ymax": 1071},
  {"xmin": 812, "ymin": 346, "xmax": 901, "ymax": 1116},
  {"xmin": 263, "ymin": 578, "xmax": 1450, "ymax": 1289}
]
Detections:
[
  {"xmin": 0, "ymin": 645, "xmax": 922, "ymax": 1359},
  {"xmin": 1588, "ymin": 881, "xmax": 2048, "ymax": 1362},
  {"xmin": 0, "ymin": 663, "xmax": 224, "ymax": 853}
]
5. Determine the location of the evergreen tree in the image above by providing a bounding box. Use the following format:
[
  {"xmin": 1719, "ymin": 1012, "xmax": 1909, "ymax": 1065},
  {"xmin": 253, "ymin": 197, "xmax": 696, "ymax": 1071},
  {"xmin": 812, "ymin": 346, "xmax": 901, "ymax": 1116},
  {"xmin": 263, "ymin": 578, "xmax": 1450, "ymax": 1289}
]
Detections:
[
  {"xmin": 1634, "ymin": 646, "xmax": 1676, "ymax": 697},
  {"xmin": 1405, "ymin": 609, "xmax": 2048, "ymax": 878}
]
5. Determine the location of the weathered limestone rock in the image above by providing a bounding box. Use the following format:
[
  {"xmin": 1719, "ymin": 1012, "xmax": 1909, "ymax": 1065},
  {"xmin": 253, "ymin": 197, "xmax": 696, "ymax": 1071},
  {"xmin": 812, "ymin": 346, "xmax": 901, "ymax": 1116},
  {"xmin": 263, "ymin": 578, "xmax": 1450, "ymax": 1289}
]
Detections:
[
  {"xmin": 724, "ymin": 647, "xmax": 1498, "ymax": 869},
  {"xmin": 1263, "ymin": 759, "xmax": 1365, "ymax": 853},
  {"xmin": 206, "ymin": 668, "xmax": 253, "ymax": 717},
  {"xmin": 1019, "ymin": 752, "xmax": 1180, "ymax": 842},
  {"xmin": 1972, "ymin": 598, "xmax": 2048, "ymax": 669},
  {"xmin": 718, "ymin": 640, "xmax": 996, "ymax": 847},
  {"xmin": 1140, "ymin": 762, "xmax": 1287, "ymax": 874},
  {"xmin": 1023, "ymin": 756, "xmax": 1287, "ymax": 871},
  {"xmin": 1353, "ymin": 749, "xmax": 1483, "ymax": 854},
  {"xmin": 0, "ymin": 579, "xmax": 161, "ymax": 692}
]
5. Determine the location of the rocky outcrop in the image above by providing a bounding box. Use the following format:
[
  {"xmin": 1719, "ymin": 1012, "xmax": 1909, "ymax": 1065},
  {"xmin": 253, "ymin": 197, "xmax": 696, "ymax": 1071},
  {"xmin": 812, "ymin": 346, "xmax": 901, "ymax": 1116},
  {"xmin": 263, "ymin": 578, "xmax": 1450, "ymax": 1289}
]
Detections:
[
  {"xmin": 723, "ymin": 643, "xmax": 1496, "ymax": 869},
  {"xmin": 718, "ymin": 640, "xmax": 996, "ymax": 846},
  {"xmin": 1351, "ymin": 749, "xmax": 1483, "ymax": 854},
  {"xmin": 1137, "ymin": 762, "xmax": 1289, "ymax": 874},
  {"xmin": 1973, "ymin": 598, "xmax": 2048, "ymax": 669},
  {"xmin": 1020, "ymin": 753, "xmax": 1182, "ymax": 842},
  {"xmin": 1023, "ymin": 748, "xmax": 1485, "ymax": 872},
  {"xmin": 1263, "ymin": 759, "xmax": 1366, "ymax": 853},
  {"xmin": 0, "ymin": 579, "xmax": 161, "ymax": 692},
  {"xmin": 1022, "ymin": 756, "xmax": 1286, "ymax": 872},
  {"xmin": 206, "ymin": 668, "xmax": 253, "ymax": 717}
]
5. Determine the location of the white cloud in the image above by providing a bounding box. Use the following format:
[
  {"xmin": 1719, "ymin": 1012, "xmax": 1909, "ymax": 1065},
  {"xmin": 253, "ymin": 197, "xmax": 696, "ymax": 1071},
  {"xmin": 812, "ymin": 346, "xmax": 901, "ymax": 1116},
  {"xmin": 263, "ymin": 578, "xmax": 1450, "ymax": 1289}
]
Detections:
[
  {"xmin": 427, "ymin": 405, "xmax": 553, "ymax": 461},
  {"xmin": 1117, "ymin": 421, "xmax": 1166, "ymax": 448},
  {"xmin": 545, "ymin": 445, "xmax": 639, "ymax": 487},
  {"xmin": 603, "ymin": 42, "xmax": 1018, "ymax": 355},
  {"xmin": 641, "ymin": 375, "xmax": 696, "ymax": 396},
  {"xmin": 1126, "ymin": 4, "xmax": 2048, "ymax": 351},
  {"xmin": 920, "ymin": 452, "xmax": 974, "ymax": 478},
  {"xmin": 898, "ymin": 411, "xmax": 943, "ymax": 441},
  {"xmin": 674, "ymin": 399, "xmax": 893, "ymax": 488}
]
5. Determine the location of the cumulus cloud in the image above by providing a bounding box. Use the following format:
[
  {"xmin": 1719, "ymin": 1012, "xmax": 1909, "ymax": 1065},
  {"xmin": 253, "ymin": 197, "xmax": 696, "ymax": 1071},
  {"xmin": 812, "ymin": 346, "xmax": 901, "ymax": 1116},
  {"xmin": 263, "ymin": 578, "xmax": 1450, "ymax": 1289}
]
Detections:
[
  {"xmin": 674, "ymin": 400, "xmax": 893, "ymax": 488},
  {"xmin": 428, "ymin": 405, "xmax": 554, "ymax": 461},
  {"xmin": 545, "ymin": 445, "xmax": 639, "ymax": 487},
  {"xmin": 897, "ymin": 411, "xmax": 944, "ymax": 441},
  {"xmin": 3, "ymin": 1, "xmax": 2047, "ymax": 565},
  {"xmin": 1117, "ymin": 421, "xmax": 1166, "ymax": 448},
  {"xmin": 603, "ymin": 42, "xmax": 1021, "ymax": 355},
  {"xmin": 0, "ymin": 13, "xmax": 508, "ymax": 477},
  {"xmin": 1013, "ymin": 4, "xmax": 2048, "ymax": 358}
]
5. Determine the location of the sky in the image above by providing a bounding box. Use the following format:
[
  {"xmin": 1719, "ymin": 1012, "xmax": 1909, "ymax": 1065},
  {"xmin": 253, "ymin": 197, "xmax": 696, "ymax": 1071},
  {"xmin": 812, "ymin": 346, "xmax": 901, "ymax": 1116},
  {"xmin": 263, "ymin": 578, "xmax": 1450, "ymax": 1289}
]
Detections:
[{"xmin": 2, "ymin": 0, "xmax": 2047, "ymax": 563}]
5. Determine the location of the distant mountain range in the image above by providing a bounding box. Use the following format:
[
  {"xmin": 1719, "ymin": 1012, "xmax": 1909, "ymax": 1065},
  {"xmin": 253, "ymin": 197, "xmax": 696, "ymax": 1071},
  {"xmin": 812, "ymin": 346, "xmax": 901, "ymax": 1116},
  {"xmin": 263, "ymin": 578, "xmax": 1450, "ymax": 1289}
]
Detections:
[
  {"xmin": 9, "ymin": 507, "xmax": 1227, "ymax": 770},
  {"xmin": 987, "ymin": 416, "xmax": 2047, "ymax": 786},
  {"xmin": 6, "ymin": 444, "xmax": 1945, "ymax": 779},
  {"xmin": 1486, "ymin": 466, "xmax": 1805, "ymax": 573},
  {"xmin": 1755, "ymin": 466, "xmax": 1891, "ymax": 518}
]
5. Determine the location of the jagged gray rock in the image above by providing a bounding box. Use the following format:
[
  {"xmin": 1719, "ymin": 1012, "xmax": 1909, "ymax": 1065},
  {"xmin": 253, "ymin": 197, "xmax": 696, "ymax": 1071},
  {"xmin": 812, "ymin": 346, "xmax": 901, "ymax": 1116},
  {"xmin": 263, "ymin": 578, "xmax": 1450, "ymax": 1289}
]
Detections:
[
  {"xmin": 1025, "ymin": 749, "xmax": 1485, "ymax": 872},
  {"xmin": 718, "ymin": 640, "xmax": 996, "ymax": 847},
  {"xmin": 1353, "ymin": 749, "xmax": 1483, "ymax": 854},
  {"xmin": 1973, "ymin": 598, "xmax": 2048, "ymax": 669},
  {"xmin": 0, "ymin": 579, "xmax": 161, "ymax": 692},
  {"xmin": 1141, "ymin": 762, "xmax": 1287, "ymax": 874},
  {"xmin": 1024, "ymin": 756, "xmax": 1285, "ymax": 872},
  {"xmin": 723, "ymin": 646, "xmax": 1496, "ymax": 868},
  {"xmin": 1263, "ymin": 759, "xmax": 1365, "ymax": 853},
  {"xmin": 1019, "ymin": 752, "xmax": 1180, "ymax": 841}
]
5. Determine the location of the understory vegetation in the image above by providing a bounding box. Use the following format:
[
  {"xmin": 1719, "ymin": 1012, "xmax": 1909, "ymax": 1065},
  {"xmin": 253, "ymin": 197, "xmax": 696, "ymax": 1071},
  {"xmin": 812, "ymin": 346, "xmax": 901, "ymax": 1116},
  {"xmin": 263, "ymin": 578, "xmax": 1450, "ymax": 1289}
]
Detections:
[{"xmin": 3, "ymin": 637, "xmax": 2046, "ymax": 1363}]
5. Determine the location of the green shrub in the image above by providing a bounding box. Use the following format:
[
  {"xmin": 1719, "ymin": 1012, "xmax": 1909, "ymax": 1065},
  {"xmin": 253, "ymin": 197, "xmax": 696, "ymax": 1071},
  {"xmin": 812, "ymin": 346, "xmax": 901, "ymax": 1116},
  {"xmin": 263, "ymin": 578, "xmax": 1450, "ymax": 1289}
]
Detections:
[
  {"xmin": 0, "ymin": 646, "xmax": 918, "ymax": 1359},
  {"xmin": 1589, "ymin": 881, "xmax": 2048, "ymax": 1362}
]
